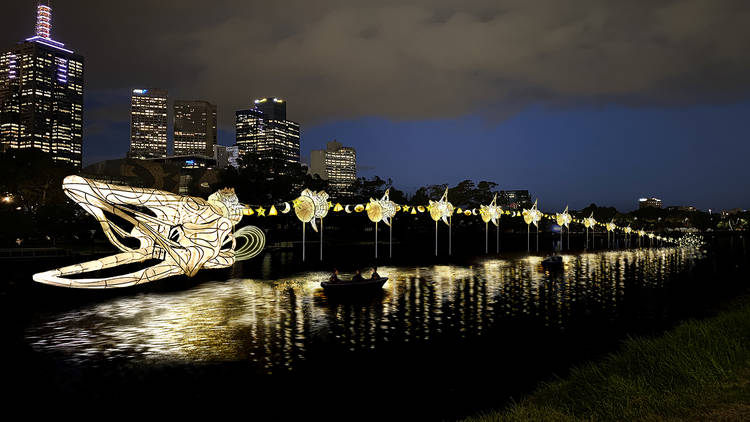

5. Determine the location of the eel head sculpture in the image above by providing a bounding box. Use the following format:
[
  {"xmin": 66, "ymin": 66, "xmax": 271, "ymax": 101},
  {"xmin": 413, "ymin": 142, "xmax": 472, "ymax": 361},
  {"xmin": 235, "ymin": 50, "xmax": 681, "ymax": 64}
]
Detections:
[{"xmin": 33, "ymin": 175, "xmax": 264, "ymax": 288}]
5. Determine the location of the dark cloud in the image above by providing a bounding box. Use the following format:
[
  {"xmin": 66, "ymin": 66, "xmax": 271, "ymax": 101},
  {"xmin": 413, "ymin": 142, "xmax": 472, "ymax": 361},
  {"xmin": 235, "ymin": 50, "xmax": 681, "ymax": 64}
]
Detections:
[{"xmin": 3, "ymin": 0, "xmax": 750, "ymax": 128}]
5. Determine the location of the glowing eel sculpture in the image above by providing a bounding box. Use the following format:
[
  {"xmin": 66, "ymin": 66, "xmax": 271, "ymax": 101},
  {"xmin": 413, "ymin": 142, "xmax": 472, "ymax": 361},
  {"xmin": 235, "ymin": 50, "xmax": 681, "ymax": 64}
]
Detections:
[{"xmin": 32, "ymin": 176, "xmax": 265, "ymax": 288}]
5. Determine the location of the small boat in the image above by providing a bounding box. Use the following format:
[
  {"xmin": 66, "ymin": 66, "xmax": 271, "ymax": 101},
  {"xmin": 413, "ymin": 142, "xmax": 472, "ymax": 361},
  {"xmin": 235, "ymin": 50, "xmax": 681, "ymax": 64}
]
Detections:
[
  {"xmin": 321, "ymin": 277, "xmax": 389, "ymax": 293},
  {"xmin": 541, "ymin": 255, "xmax": 563, "ymax": 269}
]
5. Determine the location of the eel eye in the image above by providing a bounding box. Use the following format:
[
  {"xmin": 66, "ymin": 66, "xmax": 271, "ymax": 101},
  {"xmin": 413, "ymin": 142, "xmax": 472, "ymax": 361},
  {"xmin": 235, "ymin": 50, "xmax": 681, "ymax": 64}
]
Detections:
[{"xmin": 168, "ymin": 226, "xmax": 182, "ymax": 242}]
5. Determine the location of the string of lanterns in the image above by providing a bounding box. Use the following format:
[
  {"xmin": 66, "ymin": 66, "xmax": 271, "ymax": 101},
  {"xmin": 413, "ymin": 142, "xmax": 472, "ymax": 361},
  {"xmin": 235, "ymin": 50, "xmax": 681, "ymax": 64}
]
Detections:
[{"xmin": 236, "ymin": 188, "xmax": 678, "ymax": 259}]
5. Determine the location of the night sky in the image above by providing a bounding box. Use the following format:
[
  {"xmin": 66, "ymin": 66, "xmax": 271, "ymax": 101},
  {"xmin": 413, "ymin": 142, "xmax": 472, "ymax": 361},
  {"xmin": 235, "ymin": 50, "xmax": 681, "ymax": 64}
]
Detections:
[{"xmin": 3, "ymin": 1, "xmax": 750, "ymax": 211}]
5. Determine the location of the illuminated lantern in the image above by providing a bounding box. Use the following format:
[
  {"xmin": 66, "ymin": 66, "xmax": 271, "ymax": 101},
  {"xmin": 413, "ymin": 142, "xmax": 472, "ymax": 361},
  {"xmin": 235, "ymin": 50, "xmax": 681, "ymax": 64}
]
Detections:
[
  {"xmin": 281, "ymin": 202, "xmax": 291, "ymax": 214},
  {"xmin": 463, "ymin": 210, "xmax": 471, "ymax": 216},
  {"xmin": 333, "ymin": 203, "xmax": 343, "ymax": 212},
  {"xmin": 583, "ymin": 212, "xmax": 597, "ymax": 249},
  {"xmin": 480, "ymin": 193, "xmax": 503, "ymax": 253},
  {"xmin": 344, "ymin": 205, "xmax": 352, "ymax": 214},
  {"xmin": 606, "ymin": 220, "xmax": 616, "ymax": 248},
  {"xmin": 429, "ymin": 188, "xmax": 454, "ymax": 255},
  {"xmin": 555, "ymin": 206, "xmax": 572, "ymax": 251},
  {"xmin": 268, "ymin": 205, "xmax": 278, "ymax": 216},
  {"xmin": 355, "ymin": 204, "xmax": 365, "ymax": 212},
  {"xmin": 366, "ymin": 189, "xmax": 398, "ymax": 258},
  {"xmin": 522, "ymin": 200, "xmax": 542, "ymax": 252},
  {"xmin": 417, "ymin": 205, "xmax": 425, "ymax": 213},
  {"xmin": 294, "ymin": 189, "xmax": 329, "ymax": 261}
]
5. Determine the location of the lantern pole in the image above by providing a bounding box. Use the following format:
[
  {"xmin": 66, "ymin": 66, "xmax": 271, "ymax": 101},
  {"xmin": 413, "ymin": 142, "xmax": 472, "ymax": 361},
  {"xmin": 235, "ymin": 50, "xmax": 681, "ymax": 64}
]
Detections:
[
  {"xmin": 320, "ymin": 218, "xmax": 323, "ymax": 261},
  {"xmin": 302, "ymin": 223, "xmax": 305, "ymax": 262},
  {"xmin": 435, "ymin": 220, "xmax": 438, "ymax": 256},
  {"xmin": 496, "ymin": 223, "xmax": 500, "ymax": 254},
  {"xmin": 484, "ymin": 222, "xmax": 490, "ymax": 254},
  {"xmin": 375, "ymin": 221, "xmax": 378, "ymax": 259},
  {"xmin": 448, "ymin": 215, "xmax": 452, "ymax": 256},
  {"xmin": 527, "ymin": 224, "xmax": 530, "ymax": 253},
  {"xmin": 389, "ymin": 222, "xmax": 392, "ymax": 259}
]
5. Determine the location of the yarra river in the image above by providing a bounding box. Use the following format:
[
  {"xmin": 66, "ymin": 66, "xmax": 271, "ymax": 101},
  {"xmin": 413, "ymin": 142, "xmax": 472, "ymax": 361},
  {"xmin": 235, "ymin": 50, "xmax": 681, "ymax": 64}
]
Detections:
[{"xmin": 4, "ymin": 239, "xmax": 749, "ymax": 420}]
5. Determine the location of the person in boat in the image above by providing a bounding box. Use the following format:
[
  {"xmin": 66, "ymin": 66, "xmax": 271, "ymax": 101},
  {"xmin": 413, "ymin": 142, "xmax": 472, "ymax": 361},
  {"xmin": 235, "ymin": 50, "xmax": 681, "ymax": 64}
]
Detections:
[
  {"xmin": 329, "ymin": 269, "xmax": 341, "ymax": 283},
  {"xmin": 351, "ymin": 269, "xmax": 365, "ymax": 282},
  {"xmin": 370, "ymin": 267, "xmax": 380, "ymax": 279}
]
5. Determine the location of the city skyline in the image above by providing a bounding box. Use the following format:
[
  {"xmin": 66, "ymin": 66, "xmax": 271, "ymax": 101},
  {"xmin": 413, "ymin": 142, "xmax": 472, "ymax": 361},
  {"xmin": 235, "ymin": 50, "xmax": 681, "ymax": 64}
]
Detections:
[{"xmin": 1, "ymin": 1, "xmax": 749, "ymax": 211}]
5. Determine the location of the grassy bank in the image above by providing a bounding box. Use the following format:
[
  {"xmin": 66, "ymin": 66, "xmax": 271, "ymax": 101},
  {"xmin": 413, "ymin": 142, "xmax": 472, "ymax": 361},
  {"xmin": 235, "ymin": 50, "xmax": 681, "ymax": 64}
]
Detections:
[{"xmin": 467, "ymin": 295, "xmax": 750, "ymax": 421}]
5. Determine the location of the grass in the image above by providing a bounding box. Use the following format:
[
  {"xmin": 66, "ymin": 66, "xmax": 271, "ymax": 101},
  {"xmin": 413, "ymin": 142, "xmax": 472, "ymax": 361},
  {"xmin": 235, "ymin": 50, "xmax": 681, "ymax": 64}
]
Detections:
[{"xmin": 466, "ymin": 296, "xmax": 750, "ymax": 422}]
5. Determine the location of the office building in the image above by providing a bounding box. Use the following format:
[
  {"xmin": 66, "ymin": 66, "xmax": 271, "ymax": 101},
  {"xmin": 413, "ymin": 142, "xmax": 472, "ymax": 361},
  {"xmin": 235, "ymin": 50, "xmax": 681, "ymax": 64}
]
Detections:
[
  {"xmin": 129, "ymin": 88, "xmax": 167, "ymax": 159},
  {"xmin": 498, "ymin": 190, "xmax": 532, "ymax": 209},
  {"xmin": 235, "ymin": 97, "xmax": 300, "ymax": 172},
  {"xmin": 639, "ymin": 197, "xmax": 663, "ymax": 209},
  {"xmin": 174, "ymin": 100, "xmax": 216, "ymax": 156},
  {"xmin": 0, "ymin": 4, "xmax": 84, "ymax": 167},
  {"xmin": 309, "ymin": 140, "xmax": 357, "ymax": 195}
]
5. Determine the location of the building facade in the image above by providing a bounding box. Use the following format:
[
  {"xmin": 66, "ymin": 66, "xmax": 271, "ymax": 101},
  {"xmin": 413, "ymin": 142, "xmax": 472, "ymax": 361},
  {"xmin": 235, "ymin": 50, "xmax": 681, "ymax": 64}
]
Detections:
[
  {"xmin": 129, "ymin": 88, "xmax": 168, "ymax": 159},
  {"xmin": 639, "ymin": 197, "xmax": 663, "ymax": 209},
  {"xmin": 309, "ymin": 140, "xmax": 357, "ymax": 195},
  {"xmin": 235, "ymin": 97, "xmax": 300, "ymax": 172},
  {"xmin": 498, "ymin": 190, "xmax": 532, "ymax": 209},
  {"xmin": 174, "ymin": 100, "xmax": 216, "ymax": 156},
  {"xmin": 0, "ymin": 4, "xmax": 84, "ymax": 167}
]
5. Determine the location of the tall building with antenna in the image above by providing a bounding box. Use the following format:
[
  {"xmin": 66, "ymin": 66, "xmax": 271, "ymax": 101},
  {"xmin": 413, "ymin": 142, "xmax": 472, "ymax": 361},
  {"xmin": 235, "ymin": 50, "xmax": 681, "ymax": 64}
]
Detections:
[{"xmin": 0, "ymin": 3, "xmax": 84, "ymax": 167}]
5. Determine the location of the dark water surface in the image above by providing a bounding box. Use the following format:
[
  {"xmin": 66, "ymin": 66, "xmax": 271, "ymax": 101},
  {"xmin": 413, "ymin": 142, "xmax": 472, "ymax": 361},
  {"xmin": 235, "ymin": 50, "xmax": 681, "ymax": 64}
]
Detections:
[{"xmin": 4, "ymin": 242, "xmax": 749, "ymax": 420}]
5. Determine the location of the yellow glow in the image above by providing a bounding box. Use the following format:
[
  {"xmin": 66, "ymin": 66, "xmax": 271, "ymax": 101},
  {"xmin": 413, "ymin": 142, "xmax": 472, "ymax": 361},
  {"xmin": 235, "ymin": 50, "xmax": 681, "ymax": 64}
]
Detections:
[
  {"xmin": 355, "ymin": 204, "xmax": 365, "ymax": 212},
  {"xmin": 333, "ymin": 203, "xmax": 343, "ymax": 212},
  {"xmin": 417, "ymin": 206, "xmax": 425, "ymax": 213},
  {"xmin": 255, "ymin": 206, "xmax": 266, "ymax": 217},
  {"xmin": 268, "ymin": 205, "xmax": 278, "ymax": 216}
]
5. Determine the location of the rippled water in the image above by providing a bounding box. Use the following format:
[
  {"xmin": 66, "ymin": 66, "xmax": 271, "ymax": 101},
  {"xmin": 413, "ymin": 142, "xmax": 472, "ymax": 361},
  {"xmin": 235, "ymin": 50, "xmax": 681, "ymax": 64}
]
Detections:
[{"xmin": 26, "ymin": 247, "xmax": 701, "ymax": 373}]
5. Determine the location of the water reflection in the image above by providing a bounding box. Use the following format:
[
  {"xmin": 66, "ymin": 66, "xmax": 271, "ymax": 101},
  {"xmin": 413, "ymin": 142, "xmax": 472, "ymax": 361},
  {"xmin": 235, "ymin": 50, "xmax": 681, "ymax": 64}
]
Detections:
[{"xmin": 27, "ymin": 248, "xmax": 701, "ymax": 373}]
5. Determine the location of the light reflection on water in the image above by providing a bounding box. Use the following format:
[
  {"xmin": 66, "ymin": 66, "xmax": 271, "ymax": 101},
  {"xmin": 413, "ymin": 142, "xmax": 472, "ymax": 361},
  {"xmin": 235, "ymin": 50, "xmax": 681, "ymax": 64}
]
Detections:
[{"xmin": 26, "ymin": 248, "xmax": 701, "ymax": 372}]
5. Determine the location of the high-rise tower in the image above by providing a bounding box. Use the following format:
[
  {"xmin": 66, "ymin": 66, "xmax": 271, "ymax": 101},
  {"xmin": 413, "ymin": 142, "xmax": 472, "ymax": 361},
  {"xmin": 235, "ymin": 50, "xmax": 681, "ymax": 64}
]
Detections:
[
  {"xmin": 0, "ymin": 4, "xmax": 85, "ymax": 167},
  {"xmin": 174, "ymin": 100, "xmax": 216, "ymax": 157},
  {"xmin": 129, "ymin": 89, "xmax": 168, "ymax": 159},
  {"xmin": 235, "ymin": 97, "xmax": 300, "ymax": 172},
  {"xmin": 309, "ymin": 140, "xmax": 357, "ymax": 196}
]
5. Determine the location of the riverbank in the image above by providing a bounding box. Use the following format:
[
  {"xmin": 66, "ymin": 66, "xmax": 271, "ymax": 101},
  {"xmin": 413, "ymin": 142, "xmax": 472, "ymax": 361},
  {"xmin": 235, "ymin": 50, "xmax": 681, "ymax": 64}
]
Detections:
[{"xmin": 466, "ymin": 293, "xmax": 750, "ymax": 421}]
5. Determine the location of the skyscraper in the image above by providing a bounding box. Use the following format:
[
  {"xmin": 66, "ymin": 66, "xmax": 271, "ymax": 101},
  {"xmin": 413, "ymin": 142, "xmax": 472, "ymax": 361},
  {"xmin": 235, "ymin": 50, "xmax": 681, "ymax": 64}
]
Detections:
[
  {"xmin": 235, "ymin": 97, "xmax": 300, "ymax": 172},
  {"xmin": 0, "ymin": 4, "xmax": 84, "ymax": 167},
  {"xmin": 129, "ymin": 89, "xmax": 168, "ymax": 159},
  {"xmin": 174, "ymin": 100, "xmax": 216, "ymax": 157},
  {"xmin": 309, "ymin": 140, "xmax": 357, "ymax": 196}
]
